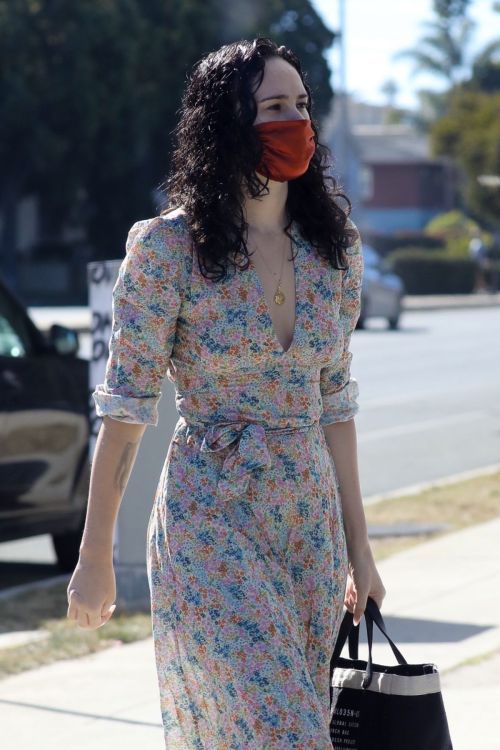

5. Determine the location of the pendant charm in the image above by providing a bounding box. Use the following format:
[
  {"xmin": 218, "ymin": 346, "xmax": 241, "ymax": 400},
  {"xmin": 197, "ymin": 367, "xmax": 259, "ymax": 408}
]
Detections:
[{"xmin": 274, "ymin": 285, "xmax": 285, "ymax": 305}]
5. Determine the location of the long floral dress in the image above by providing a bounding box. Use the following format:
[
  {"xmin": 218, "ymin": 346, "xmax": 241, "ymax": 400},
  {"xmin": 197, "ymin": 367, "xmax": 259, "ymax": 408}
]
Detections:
[{"xmin": 93, "ymin": 210, "xmax": 363, "ymax": 750}]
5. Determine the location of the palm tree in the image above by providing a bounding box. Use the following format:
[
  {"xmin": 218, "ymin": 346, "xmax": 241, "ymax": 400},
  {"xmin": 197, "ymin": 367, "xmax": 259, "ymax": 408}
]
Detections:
[
  {"xmin": 393, "ymin": 15, "xmax": 475, "ymax": 88},
  {"xmin": 391, "ymin": 0, "xmax": 475, "ymax": 129},
  {"xmin": 470, "ymin": 37, "xmax": 500, "ymax": 92}
]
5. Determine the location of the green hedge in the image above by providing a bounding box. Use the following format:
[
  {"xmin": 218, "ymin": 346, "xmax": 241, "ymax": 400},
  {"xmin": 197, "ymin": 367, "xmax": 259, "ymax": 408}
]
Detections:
[
  {"xmin": 364, "ymin": 233, "xmax": 445, "ymax": 256},
  {"xmin": 387, "ymin": 249, "xmax": 476, "ymax": 294}
]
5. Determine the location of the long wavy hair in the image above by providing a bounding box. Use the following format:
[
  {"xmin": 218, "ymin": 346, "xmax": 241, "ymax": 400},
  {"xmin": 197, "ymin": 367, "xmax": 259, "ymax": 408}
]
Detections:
[{"xmin": 161, "ymin": 37, "xmax": 358, "ymax": 282}]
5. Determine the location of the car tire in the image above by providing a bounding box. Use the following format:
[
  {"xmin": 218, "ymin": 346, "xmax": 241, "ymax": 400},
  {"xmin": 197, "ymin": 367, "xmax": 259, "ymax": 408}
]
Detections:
[
  {"xmin": 52, "ymin": 517, "xmax": 85, "ymax": 573},
  {"xmin": 356, "ymin": 298, "xmax": 367, "ymax": 329},
  {"xmin": 388, "ymin": 299, "xmax": 403, "ymax": 330}
]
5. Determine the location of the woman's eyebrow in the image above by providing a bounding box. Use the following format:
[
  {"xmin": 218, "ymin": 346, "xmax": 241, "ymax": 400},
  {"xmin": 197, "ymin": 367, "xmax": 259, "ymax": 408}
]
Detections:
[{"xmin": 257, "ymin": 93, "xmax": 309, "ymax": 103}]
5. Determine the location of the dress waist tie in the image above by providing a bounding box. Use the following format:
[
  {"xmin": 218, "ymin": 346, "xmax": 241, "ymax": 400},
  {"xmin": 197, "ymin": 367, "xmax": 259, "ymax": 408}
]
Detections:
[{"xmin": 177, "ymin": 418, "xmax": 317, "ymax": 503}]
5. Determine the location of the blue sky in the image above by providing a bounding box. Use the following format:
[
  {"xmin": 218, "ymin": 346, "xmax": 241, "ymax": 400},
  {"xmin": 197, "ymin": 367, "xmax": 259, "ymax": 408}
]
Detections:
[{"xmin": 311, "ymin": 0, "xmax": 500, "ymax": 109}]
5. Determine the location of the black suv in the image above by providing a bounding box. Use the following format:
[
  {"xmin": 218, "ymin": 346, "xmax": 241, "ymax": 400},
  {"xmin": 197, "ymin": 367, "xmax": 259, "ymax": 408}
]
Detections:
[{"xmin": 0, "ymin": 278, "xmax": 90, "ymax": 572}]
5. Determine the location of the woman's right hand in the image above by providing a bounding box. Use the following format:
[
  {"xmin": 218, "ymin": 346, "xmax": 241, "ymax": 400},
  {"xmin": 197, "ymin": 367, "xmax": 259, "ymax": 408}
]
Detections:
[{"xmin": 66, "ymin": 553, "xmax": 117, "ymax": 630}]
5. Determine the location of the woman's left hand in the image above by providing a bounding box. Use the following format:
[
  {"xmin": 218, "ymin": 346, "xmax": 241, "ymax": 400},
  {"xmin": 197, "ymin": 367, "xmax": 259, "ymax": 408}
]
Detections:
[{"xmin": 344, "ymin": 542, "xmax": 386, "ymax": 626}]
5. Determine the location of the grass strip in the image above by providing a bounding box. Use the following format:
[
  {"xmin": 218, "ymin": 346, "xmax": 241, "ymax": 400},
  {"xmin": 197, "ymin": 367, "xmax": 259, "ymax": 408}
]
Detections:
[
  {"xmin": 0, "ymin": 581, "xmax": 151, "ymax": 679},
  {"xmin": 365, "ymin": 470, "xmax": 500, "ymax": 561}
]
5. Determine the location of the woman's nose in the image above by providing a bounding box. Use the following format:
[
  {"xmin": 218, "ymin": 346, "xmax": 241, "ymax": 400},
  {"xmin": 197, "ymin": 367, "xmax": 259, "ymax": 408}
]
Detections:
[{"xmin": 286, "ymin": 108, "xmax": 307, "ymax": 120}]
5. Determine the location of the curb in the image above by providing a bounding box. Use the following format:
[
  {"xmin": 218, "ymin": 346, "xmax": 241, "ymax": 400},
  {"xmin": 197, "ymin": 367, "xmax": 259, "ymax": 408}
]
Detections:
[
  {"xmin": 441, "ymin": 641, "xmax": 500, "ymax": 676},
  {"xmin": 403, "ymin": 293, "xmax": 500, "ymax": 311},
  {"xmin": 0, "ymin": 573, "xmax": 69, "ymax": 602}
]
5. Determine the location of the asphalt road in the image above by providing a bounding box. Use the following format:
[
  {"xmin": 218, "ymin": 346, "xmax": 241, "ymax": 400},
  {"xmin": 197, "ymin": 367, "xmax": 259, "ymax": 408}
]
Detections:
[
  {"xmin": 352, "ymin": 306, "xmax": 500, "ymax": 496},
  {"xmin": 1, "ymin": 305, "xmax": 498, "ymax": 586}
]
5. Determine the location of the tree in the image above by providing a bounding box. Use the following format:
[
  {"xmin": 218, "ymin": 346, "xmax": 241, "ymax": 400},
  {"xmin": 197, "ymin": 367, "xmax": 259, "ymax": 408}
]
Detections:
[
  {"xmin": 394, "ymin": 0, "xmax": 474, "ymax": 86},
  {"xmin": 469, "ymin": 39, "xmax": 500, "ymax": 92},
  {"xmin": 0, "ymin": 0, "xmax": 147, "ymax": 284},
  {"xmin": 426, "ymin": 3, "xmax": 500, "ymax": 228},
  {"xmin": 431, "ymin": 88, "xmax": 500, "ymax": 228},
  {"xmin": 0, "ymin": 0, "xmax": 337, "ymax": 288},
  {"xmin": 392, "ymin": 0, "xmax": 475, "ymax": 130},
  {"xmin": 261, "ymin": 0, "xmax": 336, "ymax": 121}
]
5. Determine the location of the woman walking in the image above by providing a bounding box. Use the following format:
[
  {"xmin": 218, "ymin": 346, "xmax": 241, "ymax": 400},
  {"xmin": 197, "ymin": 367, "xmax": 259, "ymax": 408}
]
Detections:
[{"xmin": 67, "ymin": 37, "xmax": 386, "ymax": 749}]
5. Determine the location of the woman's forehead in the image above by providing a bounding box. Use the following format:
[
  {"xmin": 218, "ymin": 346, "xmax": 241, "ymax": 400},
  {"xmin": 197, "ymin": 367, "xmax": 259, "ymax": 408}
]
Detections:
[{"xmin": 255, "ymin": 57, "xmax": 306, "ymax": 96}]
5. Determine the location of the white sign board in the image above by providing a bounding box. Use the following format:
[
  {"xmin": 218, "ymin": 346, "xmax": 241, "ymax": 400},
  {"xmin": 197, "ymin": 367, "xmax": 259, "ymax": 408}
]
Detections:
[{"xmin": 87, "ymin": 260, "xmax": 121, "ymax": 458}]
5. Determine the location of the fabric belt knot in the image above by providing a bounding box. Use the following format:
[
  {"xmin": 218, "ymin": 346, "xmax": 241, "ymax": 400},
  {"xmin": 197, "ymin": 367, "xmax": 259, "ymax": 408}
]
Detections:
[{"xmin": 198, "ymin": 421, "xmax": 272, "ymax": 502}]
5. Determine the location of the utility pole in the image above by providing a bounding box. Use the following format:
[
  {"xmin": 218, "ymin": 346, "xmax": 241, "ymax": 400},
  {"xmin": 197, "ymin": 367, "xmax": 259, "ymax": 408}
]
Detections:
[{"xmin": 335, "ymin": 0, "xmax": 350, "ymax": 190}]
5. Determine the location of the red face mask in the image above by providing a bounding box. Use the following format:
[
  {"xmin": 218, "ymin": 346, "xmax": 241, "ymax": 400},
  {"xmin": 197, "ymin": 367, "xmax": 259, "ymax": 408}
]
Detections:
[{"xmin": 254, "ymin": 119, "xmax": 316, "ymax": 182}]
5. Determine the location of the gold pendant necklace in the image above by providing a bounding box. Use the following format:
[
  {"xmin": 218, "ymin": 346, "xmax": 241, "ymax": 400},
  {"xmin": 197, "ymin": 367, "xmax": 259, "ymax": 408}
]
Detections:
[
  {"xmin": 274, "ymin": 285, "xmax": 286, "ymax": 306},
  {"xmin": 254, "ymin": 233, "xmax": 291, "ymax": 306}
]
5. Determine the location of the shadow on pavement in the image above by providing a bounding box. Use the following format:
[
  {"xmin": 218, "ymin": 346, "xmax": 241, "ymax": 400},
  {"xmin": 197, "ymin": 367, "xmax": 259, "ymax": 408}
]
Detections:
[{"xmin": 355, "ymin": 614, "xmax": 492, "ymax": 646}]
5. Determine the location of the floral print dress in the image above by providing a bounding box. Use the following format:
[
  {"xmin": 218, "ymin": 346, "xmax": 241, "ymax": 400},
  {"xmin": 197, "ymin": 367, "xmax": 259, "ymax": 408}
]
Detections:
[{"xmin": 93, "ymin": 210, "xmax": 363, "ymax": 750}]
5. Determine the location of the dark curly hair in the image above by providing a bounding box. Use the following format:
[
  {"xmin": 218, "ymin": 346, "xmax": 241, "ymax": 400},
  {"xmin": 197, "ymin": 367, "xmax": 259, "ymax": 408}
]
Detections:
[{"xmin": 160, "ymin": 37, "xmax": 359, "ymax": 282}]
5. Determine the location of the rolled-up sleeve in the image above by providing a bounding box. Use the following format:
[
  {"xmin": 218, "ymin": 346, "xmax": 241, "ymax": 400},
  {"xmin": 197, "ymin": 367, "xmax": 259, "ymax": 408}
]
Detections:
[
  {"xmin": 92, "ymin": 216, "xmax": 186, "ymax": 426},
  {"xmin": 319, "ymin": 220, "xmax": 364, "ymax": 426}
]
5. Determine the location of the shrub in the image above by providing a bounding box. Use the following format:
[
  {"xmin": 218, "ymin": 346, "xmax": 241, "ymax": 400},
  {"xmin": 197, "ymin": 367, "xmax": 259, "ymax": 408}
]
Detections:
[
  {"xmin": 424, "ymin": 210, "xmax": 493, "ymax": 258},
  {"xmin": 363, "ymin": 232, "xmax": 445, "ymax": 256},
  {"xmin": 386, "ymin": 248, "xmax": 476, "ymax": 294}
]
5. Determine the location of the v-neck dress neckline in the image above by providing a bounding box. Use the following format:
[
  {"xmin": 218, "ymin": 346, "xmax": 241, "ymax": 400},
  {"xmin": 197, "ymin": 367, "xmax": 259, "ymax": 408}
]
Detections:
[{"xmin": 248, "ymin": 222, "xmax": 301, "ymax": 356}]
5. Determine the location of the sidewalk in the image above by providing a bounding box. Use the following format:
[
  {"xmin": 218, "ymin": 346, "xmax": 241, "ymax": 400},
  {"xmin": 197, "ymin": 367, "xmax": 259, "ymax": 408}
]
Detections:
[
  {"xmin": 1, "ymin": 516, "xmax": 499, "ymax": 749},
  {"xmin": 28, "ymin": 291, "xmax": 500, "ymax": 333},
  {"xmin": 403, "ymin": 290, "xmax": 500, "ymax": 311},
  {"xmin": 369, "ymin": 516, "xmax": 500, "ymax": 750}
]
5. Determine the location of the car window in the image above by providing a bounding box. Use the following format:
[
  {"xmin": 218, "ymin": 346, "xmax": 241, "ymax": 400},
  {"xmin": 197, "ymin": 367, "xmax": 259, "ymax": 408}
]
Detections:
[{"xmin": 0, "ymin": 293, "xmax": 33, "ymax": 357}]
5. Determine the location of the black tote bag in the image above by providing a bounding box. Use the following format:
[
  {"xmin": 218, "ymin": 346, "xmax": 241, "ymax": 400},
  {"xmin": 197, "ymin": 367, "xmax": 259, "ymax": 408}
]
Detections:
[{"xmin": 329, "ymin": 596, "xmax": 454, "ymax": 749}]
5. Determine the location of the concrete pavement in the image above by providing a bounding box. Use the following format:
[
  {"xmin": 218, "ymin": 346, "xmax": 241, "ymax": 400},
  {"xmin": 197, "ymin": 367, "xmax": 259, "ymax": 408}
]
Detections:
[
  {"xmin": 1, "ymin": 514, "xmax": 499, "ymax": 749},
  {"xmin": 440, "ymin": 649, "xmax": 500, "ymax": 750},
  {"xmin": 366, "ymin": 517, "xmax": 500, "ymax": 750},
  {"xmin": 365, "ymin": 517, "xmax": 500, "ymax": 672},
  {"xmin": 0, "ymin": 636, "xmax": 164, "ymax": 750}
]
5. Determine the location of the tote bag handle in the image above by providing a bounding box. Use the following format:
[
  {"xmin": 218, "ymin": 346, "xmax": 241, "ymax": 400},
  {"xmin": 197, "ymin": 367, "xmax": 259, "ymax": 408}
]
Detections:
[{"xmin": 330, "ymin": 597, "xmax": 408, "ymax": 690}]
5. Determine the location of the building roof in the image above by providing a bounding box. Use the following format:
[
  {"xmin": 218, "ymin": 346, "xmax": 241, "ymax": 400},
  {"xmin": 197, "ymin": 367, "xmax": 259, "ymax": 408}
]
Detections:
[{"xmin": 352, "ymin": 124, "xmax": 433, "ymax": 164}]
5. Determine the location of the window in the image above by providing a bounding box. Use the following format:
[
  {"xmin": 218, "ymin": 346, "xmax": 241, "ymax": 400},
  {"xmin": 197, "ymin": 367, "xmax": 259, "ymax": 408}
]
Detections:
[{"xmin": 0, "ymin": 293, "xmax": 33, "ymax": 357}]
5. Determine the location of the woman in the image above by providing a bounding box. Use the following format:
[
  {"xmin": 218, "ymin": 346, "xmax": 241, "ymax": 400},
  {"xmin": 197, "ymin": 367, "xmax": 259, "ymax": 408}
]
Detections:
[{"xmin": 67, "ymin": 37, "xmax": 386, "ymax": 749}]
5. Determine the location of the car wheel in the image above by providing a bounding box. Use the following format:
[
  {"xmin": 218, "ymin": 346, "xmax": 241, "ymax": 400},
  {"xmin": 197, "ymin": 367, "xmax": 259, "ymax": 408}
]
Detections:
[
  {"xmin": 388, "ymin": 299, "xmax": 403, "ymax": 330},
  {"xmin": 52, "ymin": 518, "xmax": 85, "ymax": 572},
  {"xmin": 356, "ymin": 299, "xmax": 367, "ymax": 329}
]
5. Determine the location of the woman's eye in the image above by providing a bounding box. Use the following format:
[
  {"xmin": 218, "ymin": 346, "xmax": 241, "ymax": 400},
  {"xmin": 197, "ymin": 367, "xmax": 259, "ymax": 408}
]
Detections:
[{"xmin": 265, "ymin": 102, "xmax": 308, "ymax": 112}]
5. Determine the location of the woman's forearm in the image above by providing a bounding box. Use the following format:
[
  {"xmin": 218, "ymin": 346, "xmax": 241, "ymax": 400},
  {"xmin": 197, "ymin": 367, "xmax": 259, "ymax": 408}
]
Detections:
[
  {"xmin": 79, "ymin": 416, "xmax": 147, "ymax": 563},
  {"xmin": 321, "ymin": 418, "xmax": 371, "ymax": 557}
]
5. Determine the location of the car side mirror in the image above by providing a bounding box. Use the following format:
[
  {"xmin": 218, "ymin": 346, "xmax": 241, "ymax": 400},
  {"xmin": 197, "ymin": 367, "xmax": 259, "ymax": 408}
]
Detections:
[{"xmin": 48, "ymin": 324, "xmax": 79, "ymax": 356}]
